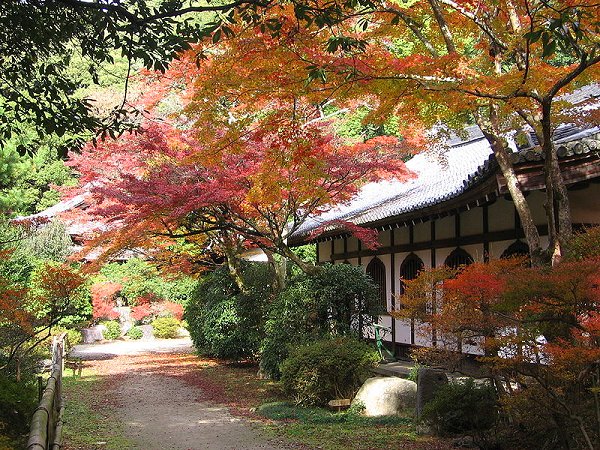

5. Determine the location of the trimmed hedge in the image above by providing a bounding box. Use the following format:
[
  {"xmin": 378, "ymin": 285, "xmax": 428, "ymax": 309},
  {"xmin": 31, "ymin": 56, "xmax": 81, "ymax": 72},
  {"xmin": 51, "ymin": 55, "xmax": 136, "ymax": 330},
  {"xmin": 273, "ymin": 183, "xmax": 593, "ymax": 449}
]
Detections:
[{"xmin": 280, "ymin": 336, "xmax": 379, "ymax": 406}]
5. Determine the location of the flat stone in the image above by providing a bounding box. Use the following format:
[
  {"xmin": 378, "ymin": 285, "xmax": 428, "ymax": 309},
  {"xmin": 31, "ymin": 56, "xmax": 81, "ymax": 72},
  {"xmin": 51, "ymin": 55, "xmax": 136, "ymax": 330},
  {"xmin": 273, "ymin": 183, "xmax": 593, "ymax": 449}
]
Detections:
[{"xmin": 352, "ymin": 377, "xmax": 417, "ymax": 416}]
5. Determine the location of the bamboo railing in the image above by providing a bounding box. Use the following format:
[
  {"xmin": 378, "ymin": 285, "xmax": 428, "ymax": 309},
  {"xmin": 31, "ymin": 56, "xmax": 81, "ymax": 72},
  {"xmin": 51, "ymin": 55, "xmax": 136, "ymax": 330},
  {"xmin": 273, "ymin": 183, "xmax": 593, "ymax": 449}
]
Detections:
[{"xmin": 26, "ymin": 333, "xmax": 68, "ymax": 450}]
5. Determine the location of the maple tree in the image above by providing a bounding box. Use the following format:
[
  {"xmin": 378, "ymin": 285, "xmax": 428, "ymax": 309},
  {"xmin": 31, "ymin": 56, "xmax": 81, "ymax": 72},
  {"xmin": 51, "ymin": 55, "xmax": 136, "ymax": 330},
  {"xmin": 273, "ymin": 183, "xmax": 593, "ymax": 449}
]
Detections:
[
  {"xmin": 90, "ymin": 281, "xmax": 122, "ymax": 321},
  {"xmin": 66, "ymin": 31, "xmax": 415, "ymax": 284},
  {"xmin": 1, "ymin": 260, "xmax": 86, "ymax": 381},
  {"xmin": 393, "ymin": 240, "xmax": 600, "ymax": 447},
  {"xmin": 296, "ymin": 0, "xmax": 599, "ymax": 264}
]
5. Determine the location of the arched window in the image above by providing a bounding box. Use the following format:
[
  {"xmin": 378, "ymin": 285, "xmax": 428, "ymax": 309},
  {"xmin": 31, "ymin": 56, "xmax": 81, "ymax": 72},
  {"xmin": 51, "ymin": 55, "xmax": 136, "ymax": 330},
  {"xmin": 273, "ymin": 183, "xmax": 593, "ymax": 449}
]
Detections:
[
  {"xmin": 366, "ymin": 257, "xmax": 386, "ymax": 310},
  {"xmin": 501, "ymin": 240, "xmax": 530, "ymax": 259},
  {"xmin": 444, "ymin": 247, "xmax": 474, "ymax": 269},
  {"xmin": 399, "ymin": 253, "xmax": 424, "ymax": 295}
]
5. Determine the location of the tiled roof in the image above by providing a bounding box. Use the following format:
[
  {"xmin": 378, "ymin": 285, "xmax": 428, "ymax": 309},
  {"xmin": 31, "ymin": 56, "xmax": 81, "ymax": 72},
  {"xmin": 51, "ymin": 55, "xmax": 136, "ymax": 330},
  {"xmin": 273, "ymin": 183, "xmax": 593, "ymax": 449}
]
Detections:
[{"xmin": 291, "ymin": 122, "xmax": 600, "ymax": 242}]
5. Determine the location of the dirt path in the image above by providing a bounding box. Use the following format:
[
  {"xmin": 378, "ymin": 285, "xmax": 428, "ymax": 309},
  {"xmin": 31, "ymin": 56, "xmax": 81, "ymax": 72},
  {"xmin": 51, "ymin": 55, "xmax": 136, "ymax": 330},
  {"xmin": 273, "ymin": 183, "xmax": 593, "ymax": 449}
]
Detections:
[{"xmin": 67, "ymin": 339, "xmax": 289, "ymax": 450}]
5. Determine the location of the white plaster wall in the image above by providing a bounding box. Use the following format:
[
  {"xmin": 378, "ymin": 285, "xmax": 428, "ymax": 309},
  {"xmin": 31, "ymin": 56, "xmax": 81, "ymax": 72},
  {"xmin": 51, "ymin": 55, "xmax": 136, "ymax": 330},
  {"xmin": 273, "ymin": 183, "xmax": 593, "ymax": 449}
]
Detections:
[
  {"xmin": 413, "ymin": 222, "xmax": 430, "ymax": 243},
  {"xmin": 436, "ymin": 215, "xmax": 455, "ymax": 240},
  {"xmin": 489, "ymin": 239, "xmax": 519, "ymax": 259},
  {"xmin": 377, "ymin": 253, "xmax": 392, "ymax": 312},
  {"xmin": 488, "ymin": 198, "xmax": 514, "ymax": 232},
  {"xmin": 462, "ymin": 243, "xmax": 485, "ymax": 263},
  {"xmin": 394, "ymin": 318, "xmax": 412, "ymax": 345},
  {"xmin": 414, "ymin": 321, "xmax": 432, "ymax": 347},
  {"xmin": 461, "ymin": 207, "xmax": 483, "ymax": 236},
  {"xmin": 416, "ymin": 249, "xmax": 432, "ymax": 269},
  {"xmin": 570, "ymin": 183, "xmax": 600, "ymax": 224},
  {"xmin": 378, "ymin": 315, "xmax": 393, "ymax": 342},
  {"xmin": 435, "ymin": 247, "xmax": 453, "ymax": 267}
]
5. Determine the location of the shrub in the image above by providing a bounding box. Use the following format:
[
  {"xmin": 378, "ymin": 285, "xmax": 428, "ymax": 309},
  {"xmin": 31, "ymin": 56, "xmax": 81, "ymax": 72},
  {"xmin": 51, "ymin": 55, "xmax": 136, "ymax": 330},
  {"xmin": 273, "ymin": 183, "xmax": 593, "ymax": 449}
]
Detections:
[
  {"xmin": 259, "ymin": 279, "xmax": 322, "ymax": 379},
  {"xmin": 185, "ymin": 263, "xmax": 271, "ymax": 359},
  {"xmin": 280, "ymin": 336, "xmax": 379, "ymax": 406},
  {"xmin": 126, "ymin": 326, "xmax": 143, "ymax": 340},
  {"xmin": 51, "ymin": 326, "xmax": 82, "ymax": 348},
  {"xmin": 421, "ymin": 379, "xmax": 498, "ymax": 436},
  {"xmin": 151, "ymin": 317, "xmax": 181, "ymax": 339},
  {"xmin": 260, "ymin": 264, "xmax": 380, "ymax": 379},
  {"xmin": 0, "ymin": 375, "xmax": 38, "ymax": 437},
  {"xmin": 101, "ymin": 320, "xmax": 121, "ymax": 340}
]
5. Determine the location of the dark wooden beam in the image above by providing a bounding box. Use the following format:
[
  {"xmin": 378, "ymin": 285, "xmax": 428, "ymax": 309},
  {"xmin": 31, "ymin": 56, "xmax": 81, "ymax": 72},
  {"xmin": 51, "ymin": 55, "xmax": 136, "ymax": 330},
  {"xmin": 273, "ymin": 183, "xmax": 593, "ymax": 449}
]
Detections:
[{"xmin": 331, "ymin": 226, "xmax": 550, "ymax": 260}]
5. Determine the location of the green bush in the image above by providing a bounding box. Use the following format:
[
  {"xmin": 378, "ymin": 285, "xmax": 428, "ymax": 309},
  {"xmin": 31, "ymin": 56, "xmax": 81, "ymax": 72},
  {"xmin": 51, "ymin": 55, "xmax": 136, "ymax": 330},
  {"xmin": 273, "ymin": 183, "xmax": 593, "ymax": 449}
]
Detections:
[
  {"xmin": 51, "ymin": 326, "xmax": 82, "ymax": 348},
  {"xmin": 185, "ymin": 263, "xmax": 272, "ymax": 359},
  {"xmin": 421, "ymin": 379, "xmax": 498, "ymax": 436},
  {"xmin": 126, "ymin": 326, "xmax": 143, "ymax": 340},
  {"xmin": 280, "ymin": 336, "xmax": 379, "ymax": 406},
  {"xmin": 0, "ymin": 375, "xmax": 37, "ymax": 437},
  {"xmin": 151, "ymin": 317, "xmax": 181, "ymax": 339},
  {"xmin": 101, "ymin": 320, "xmax": 121, "ymax": 340},
  {"xmin": 260, "ymin": 264, "xmax": 380, "ymax": 379}
]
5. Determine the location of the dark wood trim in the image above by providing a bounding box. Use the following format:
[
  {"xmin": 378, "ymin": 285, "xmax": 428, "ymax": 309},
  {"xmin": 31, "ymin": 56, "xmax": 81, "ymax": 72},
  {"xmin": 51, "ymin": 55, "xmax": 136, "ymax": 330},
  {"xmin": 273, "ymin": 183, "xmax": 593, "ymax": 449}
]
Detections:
[
  {"xmin": 409, "ymin": 224, "xmax": 414, "ymax": 245},
  {"xmin": 330, "ymin": 240, "xmax": 335, "ymax": 263},
  {"xmin": 330, "ymin": 226, "xmax": 550, "ymax": 261},
  {"xmin": 343, "ymin": 236, "xmax": 348, "ymax": 255},
  {"xmin": 483, "ymin": 205, "xmax": 489, "ymax": 262},
  {"xmin": 316, "ymin": 241, "xmax": 320, "ymax": 263},
  {"xmin": 455, "ymin": 213, "xmax": 461, "ymax": 239},
  {"xmin": 430, "ymin": 219, "xmax": 437, "ymax": 347},
  {"xmin": 390, "ymin": 230, "xmax": 396, "ymax": 348}
]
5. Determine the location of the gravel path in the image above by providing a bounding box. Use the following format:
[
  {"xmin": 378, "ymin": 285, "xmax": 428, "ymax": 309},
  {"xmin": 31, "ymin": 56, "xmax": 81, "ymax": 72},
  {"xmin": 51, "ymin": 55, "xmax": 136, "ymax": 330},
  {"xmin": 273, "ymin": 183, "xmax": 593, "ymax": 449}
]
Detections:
[{"xmin": 68, "ymin": 339, "xmax": 288, "ymax": 450}]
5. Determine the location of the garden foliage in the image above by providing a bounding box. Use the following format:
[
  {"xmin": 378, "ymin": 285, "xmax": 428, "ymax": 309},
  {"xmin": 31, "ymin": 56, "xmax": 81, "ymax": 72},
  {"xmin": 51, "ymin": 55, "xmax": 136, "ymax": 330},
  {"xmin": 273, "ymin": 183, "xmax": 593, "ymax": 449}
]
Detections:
[
  {"xmin": 280, "ymin": 336, "xmax": 379, "ymax": 406},
  {"xmin": 101, "ymin": 321, "xmax": 121, "ymax": 340},
  {"xmin": 260, "ymin": 263, "xmax": 380, "ymax": 379},
  {"xmin": 151, "ymin": 317, "xmax": 181, "ymax": 339},
  {"xmin": 185, "ymin": 263, "xmax": 272, "ymax": 359},
  {"xmin": 395, "ymin": 227, "xmax": 600, "ymax": 448}
]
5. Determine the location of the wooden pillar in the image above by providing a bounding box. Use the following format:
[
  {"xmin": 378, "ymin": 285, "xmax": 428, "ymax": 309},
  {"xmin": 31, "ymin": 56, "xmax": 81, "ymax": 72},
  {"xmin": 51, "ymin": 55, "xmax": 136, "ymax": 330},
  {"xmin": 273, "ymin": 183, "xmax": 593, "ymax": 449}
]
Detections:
[
  {"xmin": 390, "ymin": 229, "xmax": 396, "ymax": 351},
  {"xmin": 330, "ymin": 240, "xmax": 335, "ymax": 263},
  {"xmin": 430, "ymin": 220, "xmax": 437, "ymax": 347},
  {"xmin": 410, "ymin": 223, "xmax": 416, "ymax": 345},
  {"xmin": 483, "ymin": 205, "xmax": 489, "ymax": 262}
]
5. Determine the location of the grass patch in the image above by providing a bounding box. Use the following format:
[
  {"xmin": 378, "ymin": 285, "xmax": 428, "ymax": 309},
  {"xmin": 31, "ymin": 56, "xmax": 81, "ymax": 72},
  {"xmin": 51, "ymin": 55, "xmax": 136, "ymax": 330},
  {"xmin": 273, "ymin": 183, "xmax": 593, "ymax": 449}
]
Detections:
[
  {"xmin": 61, "ymin": 369, "xmax": 132, "ymax": 450},
  {"xmin": 184, "ymin": 358, "xmax": 451, "ymax": 449},
  {"xmin": 257, "ymin": 401, "xmax": 447, "ymax": 450}
]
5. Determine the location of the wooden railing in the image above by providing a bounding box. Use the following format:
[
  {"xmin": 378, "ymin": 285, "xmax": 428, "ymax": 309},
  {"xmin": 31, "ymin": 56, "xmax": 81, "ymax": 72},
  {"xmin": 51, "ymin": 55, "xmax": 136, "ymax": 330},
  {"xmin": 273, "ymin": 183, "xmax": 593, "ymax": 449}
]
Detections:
[{"xmin": 26, "ymin": 333, "xmax": 68, "ymax": 450}]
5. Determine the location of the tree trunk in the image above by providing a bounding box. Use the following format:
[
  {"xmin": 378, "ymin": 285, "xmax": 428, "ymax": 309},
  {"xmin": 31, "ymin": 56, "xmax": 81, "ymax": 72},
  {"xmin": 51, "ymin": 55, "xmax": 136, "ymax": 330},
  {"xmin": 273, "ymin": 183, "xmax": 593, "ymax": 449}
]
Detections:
[
  {"xmin": 475, "ymin": 110, "xmax": 544, "ymax": 266},
  {"xmin": 224, "ymin": 252, "xmax": 248, "ymax": 294},
  {"xmin": 539, "ymin": 101, "xmax": 572, "ymax": 266},
  {"xmin": 264, "ymin": 249, "xmax": 286, "ymax": 294},
  {"xmin": 279, "ymin": 244, "xmax": 320, "ymax": 275}
]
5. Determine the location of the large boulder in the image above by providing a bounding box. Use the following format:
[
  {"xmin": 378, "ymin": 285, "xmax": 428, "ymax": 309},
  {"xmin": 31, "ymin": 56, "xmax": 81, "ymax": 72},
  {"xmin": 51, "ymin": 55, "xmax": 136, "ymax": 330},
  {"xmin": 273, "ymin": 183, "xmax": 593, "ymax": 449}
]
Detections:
[
  {"xmin": 352, "ymin": 377, "xmax": 417, "ymax": 416},
  {"xmin": 81, "ymin": 325, "xmax": 105, "ymax": 344}
]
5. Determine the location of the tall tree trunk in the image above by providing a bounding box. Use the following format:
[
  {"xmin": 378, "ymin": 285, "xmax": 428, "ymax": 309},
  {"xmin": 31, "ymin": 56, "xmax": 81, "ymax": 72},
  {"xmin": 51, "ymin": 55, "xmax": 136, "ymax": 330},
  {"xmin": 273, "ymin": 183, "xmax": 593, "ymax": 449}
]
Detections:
[
  {"xmin": 475, "ymin": 108, "xmax": 544, "ymax": 266},
  {"xmin": 279, "ymin": 244, "xmax": 320, "ymax": 275},
  {"xmin": 264, "ymin": 249, "xmax": 286, "ymax": 294},
  {"xmin": 539, "ymin": 100, "xmax": 572, "ymax": 266},
  {"xmin": 224, "ymin": 250, "xmax": 248, "ymax": 294}
]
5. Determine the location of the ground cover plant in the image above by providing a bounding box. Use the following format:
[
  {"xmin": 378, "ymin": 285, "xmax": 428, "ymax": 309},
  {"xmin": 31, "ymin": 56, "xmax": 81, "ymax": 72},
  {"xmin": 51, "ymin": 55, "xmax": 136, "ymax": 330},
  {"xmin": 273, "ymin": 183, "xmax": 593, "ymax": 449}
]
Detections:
[{"xmin": 62, "ymin": 368, "xmax": 133, "ymax": 450}]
